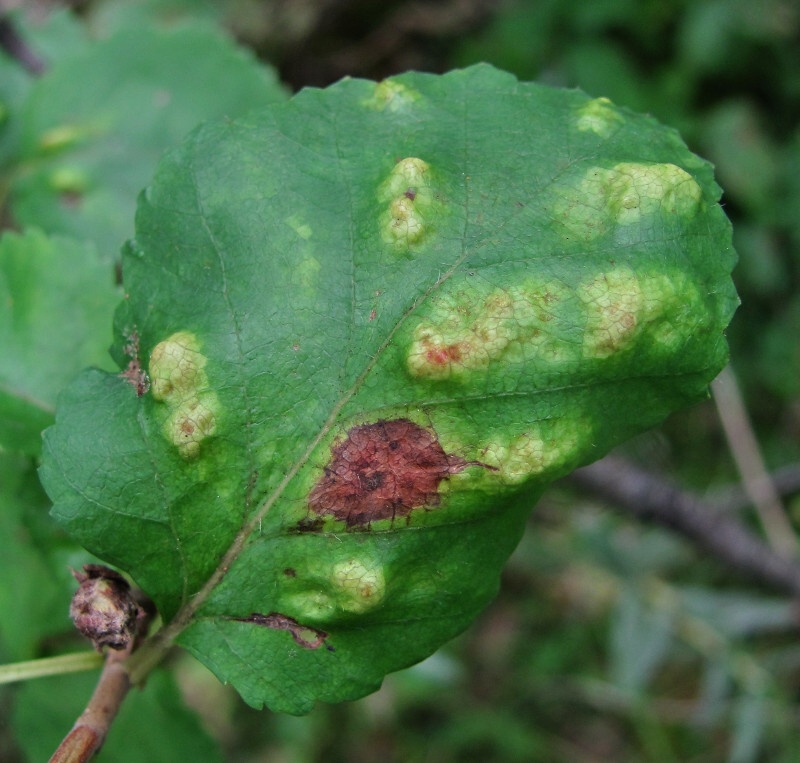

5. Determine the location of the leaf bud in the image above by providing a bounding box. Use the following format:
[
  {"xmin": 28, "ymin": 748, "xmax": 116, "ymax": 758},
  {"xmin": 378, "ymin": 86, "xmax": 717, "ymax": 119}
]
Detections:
[{"xmin": 69, "ymin": 565, "xmax": 140, "ymax": 651}]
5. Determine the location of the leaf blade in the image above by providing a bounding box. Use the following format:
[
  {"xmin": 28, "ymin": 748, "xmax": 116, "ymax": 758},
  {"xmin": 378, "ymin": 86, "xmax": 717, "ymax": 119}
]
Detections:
[{"xmin": 40, "ymin": 65, "xmax": 737, "ymax": 711}]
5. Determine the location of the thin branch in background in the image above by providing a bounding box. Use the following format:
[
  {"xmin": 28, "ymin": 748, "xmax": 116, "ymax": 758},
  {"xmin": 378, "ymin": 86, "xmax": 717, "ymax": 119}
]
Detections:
[
  {"xmin": 709, "ymin": 461, "xmax": 800, "ymax": 514},
  {"xmin": 0, "ymin": 13, "xmax": 45, "ymax": 75},
  {"xmin": 0, "ymin": 652, "xmax": 102, "ymax": 685},
  {"xmin": 568, "ymin": 455, "xmax": 800, "ymax": 599},
  {"xmin": 712, "ymin": 365, "xmax": 797, "ymax": 557}
]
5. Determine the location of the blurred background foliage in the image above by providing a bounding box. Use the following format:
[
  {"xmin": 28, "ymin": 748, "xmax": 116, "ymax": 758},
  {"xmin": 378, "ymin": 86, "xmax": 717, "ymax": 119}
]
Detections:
[{"xmin": 1, "ymin": 0, "xmax": 799, "ymax": 761}]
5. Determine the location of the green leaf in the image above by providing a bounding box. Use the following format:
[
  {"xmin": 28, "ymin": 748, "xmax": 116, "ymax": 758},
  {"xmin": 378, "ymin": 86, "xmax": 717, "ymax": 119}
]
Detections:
[
  {"xmin": 40, "ymin": 65, "xmax": 737, "ymax": 713},
  {"xmin": 0, "ymin": 52, "xmax": 33, "ymax": 170},
  {"xmin": 10, "ymin": 21, "xmax": 286, "ymax": 258},
  {"xmin": 0, "ymin": 9, "xmax": 88, "ymax": 170},
  {"xmin": 0, "ymin": 453, "xmax": 72, "ymax": 660},
  {"xmin": 11, "ymin": 668, "xmax": 223, "ymax": 762},
  {"xmin": 0, "ymin": 229, "xmax": 119, "ymax": 455}
]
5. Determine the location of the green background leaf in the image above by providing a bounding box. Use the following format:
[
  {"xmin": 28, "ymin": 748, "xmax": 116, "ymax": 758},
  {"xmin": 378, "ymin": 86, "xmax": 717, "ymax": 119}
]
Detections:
[
  {"xmin": 9, "ymin": 21, "xmax": 286, "ymax": 258},
  {"xmin": 40, "ymin": 65, "xmax": 737, "ymax": 712},
  {"xmin": 0, "ymin": 453, "xmax": 74, "ymax": 660},
  {"xmin": 0, "ymin": 229, "xmax": 119, "ymax": 455},
  {"xmin": 11, "ymin": 668, "xmax": 222, "ymax": 762}
]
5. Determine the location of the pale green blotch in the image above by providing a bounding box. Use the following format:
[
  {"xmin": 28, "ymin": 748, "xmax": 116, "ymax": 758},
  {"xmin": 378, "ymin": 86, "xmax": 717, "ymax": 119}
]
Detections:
[
  {"xmin": 576, "ymin": 97, "xmax": 624, "ymax": 138},
  {"xmin": 330, "ymin": 558, "xmax": 385, "ymax": 613},
  {"xmin": 579, "ymin": 267, "xmax": 641, "ymax": 358},
  {"xmin": 293, "ymin": 256, "xmax": 321, "ymax": 291},
  {"xmin": 49, "ymin": 167, "xmax": 89, "ymax": 194},
  {"xmin": 286, "ymin": 213, "xmax": 313, "ymax": 240},
  {"xmin": 407, "ymin": 280, "xmax": 576, "ymax": 381},
  {"xmin": 285, "ymin": 589, "xmax": 337, "ymax": 622},
  {"xmin": 379, "ymin": 157, "xmax": 437, "ymax": 252},
  {"xmin": 363, "ymin": 79, "xmax": 421, "ymax": 112},
  {"xmin": 553, "ymin": 162, "xmax": 703, "ymax": 240},
  {"xmin": 149, "ymin": 331, "xmax": 219, "ymax": 458},
  {"xmin": 579, "ymin": 267, "xmax": 708, "ymax": 359},
  {"xmin": 606, "ymin": 163, "xmax": 703, "ymax": 224},
  {"xmin": 283, "ymin": 557, "xmax": 386, "ymax": 622},
  {"xmin": 480, "ymin": 418, "xmax": 586, "ymax": 486}
]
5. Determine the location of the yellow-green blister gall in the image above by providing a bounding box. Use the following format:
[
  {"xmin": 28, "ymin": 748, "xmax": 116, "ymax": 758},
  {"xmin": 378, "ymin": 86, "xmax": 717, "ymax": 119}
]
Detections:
[
  {"xmin": 480, "ymin": 418, "xmax": 586, "ymax": 485},
  {"xmin": 575, "ymin": 97, "xmax": 624, "ymax": 138},
  {"xmin": 605, "ymin": 163, "xmax": 703, "ymax": 224},
  {"xmin": 378, "ymin": 157, "xmax": 441, "ymax": 253},
  {"xmin": 363, "ymin": 79, "xmax": 421, "ymax": 112},
  {"xmin": 579, "ymin": 267, "xmax": 642, "ymax": 358},
  {"xmin": 164, "ymin": 395, "xmax": 218, "ymax": 459},
  {"xmin": 406, "ymin": 280, "xmax": 579, "ymax": 382},
  {"xmin": 331, "ymin": 558, "xmax": 385, "ymax": 614},
  {"xmin": 148, "ymin": 331, "xmax": 220, "ymax": 459},
  {"xmin": 149, "ymin": 331, "xmax": 207, "ymax": 403},
  {"xmin": 284, "ymin": 589, "xmax": 337, "ymax": 623},
  {"xmin": 552, "ymin": 162, "xmax": 704, "ymax": 241},
  {"xmin": 638, "ymin": 270, "xmax": 707, "ymax": 352}
]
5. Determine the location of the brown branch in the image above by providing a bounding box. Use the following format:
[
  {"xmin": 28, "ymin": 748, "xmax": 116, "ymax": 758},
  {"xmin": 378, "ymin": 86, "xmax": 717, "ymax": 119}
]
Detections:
[
  {"xmin": 48, "ymin": 645, "xmax": 132, "ymax": 763},
  {"xmin": 712, "ymin": 366, "xmax": 796, "ymax": 556},
  {"xmin": 567, "ymin": 455, "xmax": 800, "ymax": 598}
]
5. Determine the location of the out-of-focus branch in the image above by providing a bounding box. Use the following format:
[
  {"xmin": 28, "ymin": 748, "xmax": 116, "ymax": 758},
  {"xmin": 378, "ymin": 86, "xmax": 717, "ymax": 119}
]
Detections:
[
  {"xmin": 712, "ymin": 365, "xmax": 797, "ymax": 557},
  {"xmin": 710, "ymin": 462, "xmax": 800, "ymax": 514},
  {"xmin": 0, "ymin": 13, "xmax": 45, "ymax": 75},
  {"xmin": 568, "ymin": 455, "xmax": 800, "ymax": 599}
]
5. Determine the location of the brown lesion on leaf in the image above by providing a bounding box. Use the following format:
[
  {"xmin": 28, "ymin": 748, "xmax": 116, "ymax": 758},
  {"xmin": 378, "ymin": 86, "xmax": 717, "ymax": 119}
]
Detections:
[
  {"xmin": 308, "ymin": 418, "xmax": 492, "ymax": 527},
  {"xmin": 119, "ymin": 329, "xmax": 150, "ymax": 397},
  {"xmin": 235, "ymin": 612, "xmax": 333, "ymax": 651}
]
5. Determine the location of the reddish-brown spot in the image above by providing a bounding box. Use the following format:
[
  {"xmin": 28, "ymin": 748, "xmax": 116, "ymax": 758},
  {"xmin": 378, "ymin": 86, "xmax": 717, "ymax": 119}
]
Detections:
[
  {"xmin": 235, "ymin": 612, "xmax": 333, "ymax": 651},
  {"xmin": 425, "ymin": 343, "xmax": 463, "ymax": 366},
  {"xmin": 404, "ymin": 188, "xmax": 417, "ymax": 201},
  {"xmin": 369, "ymin": 308, "xmax": 377, "ymax": 321},
  {"xmin": 308, "ymin": 418, "xmax": 484, "ymax": 527}
]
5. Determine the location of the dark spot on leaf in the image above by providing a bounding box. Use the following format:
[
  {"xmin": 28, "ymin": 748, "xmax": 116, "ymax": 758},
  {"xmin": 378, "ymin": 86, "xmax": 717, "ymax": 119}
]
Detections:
[
  {"xmin": 283, "ymin": 567, "xmax": 297, "ymax": 577},
  {"xmin": 404, "ymin": 188, "xmax": 417, "ymax": 201},
  {"xmin": 308, "ymin": 418, "xmax": 486, "ymax": 527},
  {"xmin": 235, "ymin": 612, "xmax": 333, "ymax": 651},
  {"xmin": 293, "ymin": 516, "xmax": 324, "ymax": 533}
]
